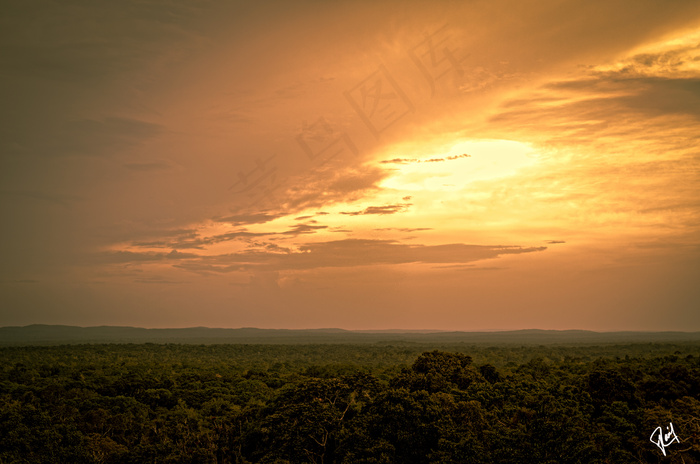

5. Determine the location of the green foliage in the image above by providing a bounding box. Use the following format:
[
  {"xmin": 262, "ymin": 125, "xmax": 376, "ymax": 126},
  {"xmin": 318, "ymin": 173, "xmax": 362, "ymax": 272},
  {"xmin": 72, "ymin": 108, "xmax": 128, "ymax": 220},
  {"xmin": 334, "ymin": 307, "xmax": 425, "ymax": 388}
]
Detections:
[{"xmin": 1, "ymin": 343, "xmax": 699, "ymax": 463}]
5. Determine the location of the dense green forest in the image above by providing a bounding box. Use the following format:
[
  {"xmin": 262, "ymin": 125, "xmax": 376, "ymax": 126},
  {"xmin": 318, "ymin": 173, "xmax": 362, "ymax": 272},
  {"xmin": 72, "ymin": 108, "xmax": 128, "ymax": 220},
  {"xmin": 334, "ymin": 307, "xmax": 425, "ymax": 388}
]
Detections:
[{"xmin": 1, "ymin": 342, "xmax": 699, "ymax": 463}]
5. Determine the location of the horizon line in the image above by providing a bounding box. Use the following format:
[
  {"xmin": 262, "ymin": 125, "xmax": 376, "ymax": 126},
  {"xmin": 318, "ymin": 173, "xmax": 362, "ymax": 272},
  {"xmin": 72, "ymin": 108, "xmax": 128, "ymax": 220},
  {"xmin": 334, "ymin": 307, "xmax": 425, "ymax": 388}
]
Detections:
[{"xmin": 3, "ymin": 324, "xmax": 699, "ymax": 334}]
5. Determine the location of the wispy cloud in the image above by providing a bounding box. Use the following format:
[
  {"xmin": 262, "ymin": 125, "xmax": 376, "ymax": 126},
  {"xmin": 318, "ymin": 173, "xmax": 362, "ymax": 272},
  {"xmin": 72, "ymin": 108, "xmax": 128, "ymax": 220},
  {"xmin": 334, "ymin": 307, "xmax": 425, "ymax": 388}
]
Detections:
[
  {"xmin": 341, "ymin": 203, "xmax": 412, "ymax": 216},
  {"xmin": 130, "ymin": 221, "xmax": 330, "ymax": 251},
  {"xmin": 380, "ymin": 153, "xmax": 471, "ymax": 164},
  {"xmin": 375, "ymin": 227, "xmax": 433, "ymax": 232},
  {"xmin": 280, "ymin": 223, "xmax": 328, "ymax": 236},
  {"xmin": 491, "ymin": 40, "xmax": 700, "ymax": 141},
  {"xmin": 280, "ymin": 165, "xmax": 387, "ymax": 211}
]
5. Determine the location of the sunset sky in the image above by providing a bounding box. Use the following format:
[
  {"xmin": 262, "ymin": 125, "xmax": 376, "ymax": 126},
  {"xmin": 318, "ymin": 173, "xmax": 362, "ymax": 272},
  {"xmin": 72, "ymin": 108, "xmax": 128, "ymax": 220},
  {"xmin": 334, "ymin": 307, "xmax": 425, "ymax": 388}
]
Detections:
[{"xmin": 2, "ymin": 0, "xmax": 699, "ymax": 330}]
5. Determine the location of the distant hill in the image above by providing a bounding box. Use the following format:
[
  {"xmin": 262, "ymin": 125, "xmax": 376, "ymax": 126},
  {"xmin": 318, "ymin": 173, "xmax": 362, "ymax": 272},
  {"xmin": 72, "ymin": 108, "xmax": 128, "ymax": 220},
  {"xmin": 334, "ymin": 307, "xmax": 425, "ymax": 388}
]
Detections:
[{"xmin": 2, "ymin": 324, "xmax": 700, "ymax": 346}]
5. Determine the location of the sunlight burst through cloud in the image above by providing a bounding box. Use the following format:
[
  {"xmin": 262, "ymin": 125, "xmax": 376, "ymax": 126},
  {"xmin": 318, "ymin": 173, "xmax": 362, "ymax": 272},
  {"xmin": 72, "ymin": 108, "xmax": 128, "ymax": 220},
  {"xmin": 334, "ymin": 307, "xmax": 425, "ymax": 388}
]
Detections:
[{"xmin": 378, "ymin": 139, "xmax": 537, "ymax": 192}]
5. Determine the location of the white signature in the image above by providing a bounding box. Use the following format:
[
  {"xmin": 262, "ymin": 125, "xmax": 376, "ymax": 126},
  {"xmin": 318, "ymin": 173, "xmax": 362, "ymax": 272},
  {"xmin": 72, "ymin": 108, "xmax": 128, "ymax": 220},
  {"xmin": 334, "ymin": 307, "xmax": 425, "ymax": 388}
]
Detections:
[{"xmin": 650, "ymin": 422, "xmax": 680, "ymax": 456}]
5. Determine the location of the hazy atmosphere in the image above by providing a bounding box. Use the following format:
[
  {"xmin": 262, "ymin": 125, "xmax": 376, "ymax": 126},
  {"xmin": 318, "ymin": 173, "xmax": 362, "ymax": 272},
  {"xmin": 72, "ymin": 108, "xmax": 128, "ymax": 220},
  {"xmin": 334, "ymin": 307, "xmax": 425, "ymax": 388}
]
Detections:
[{"xmin": 2, "ymin": 0, "xmax": 699, "ymax": 330}]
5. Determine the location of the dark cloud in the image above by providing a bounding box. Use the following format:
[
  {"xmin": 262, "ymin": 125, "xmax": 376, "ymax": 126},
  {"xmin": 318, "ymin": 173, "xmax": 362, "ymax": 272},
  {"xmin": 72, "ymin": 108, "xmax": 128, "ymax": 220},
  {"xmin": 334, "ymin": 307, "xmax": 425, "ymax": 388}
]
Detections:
[
  {"xmin": 133, "ymin": 230, "xmax": 264, "ymax": 250},
  {"xmin": 168, "ymin": 239, "xmax": 547, "ymax": 273},
  {"xmin": 280, "ymin": 223, "xmax": 328, "ymax": 236},
  {"xmin": 129, "ymin": 228, "xmax": 198, "ymax": 245},
  {"xmin": 491, "ymin": 45, "xmax": 700, "ymax": 141},
  {"xmin": 341, "ymin": 203, "xmax": 412, "ymax": 216},
  {"xmin": 540, "ymin": 75, "xmax": 700, "ymax": 120},
  {"xmin": 605, "ymin": 44, "xmax": 700, "ymax": 78},
  {"xmin": 286, "ymin": 240, "xmax": 546, "ymax": 270},
  {"xmin": 132, "ymin": 222, "xmax": 328, "ymax": 250},
  {"xmin": 247, "ymin": 242, "xmax": 292, "ymax": 254},
  {"xmin": 545, "ymin": 240, "xmax": 566, "ymax": 244},
  {"xmin": 214, "ymin": 213, "xmax": 284, "ymax": 226},
  {"xmin": 208, "ymin": 223, "xmax": 328, "ymax": 242}
]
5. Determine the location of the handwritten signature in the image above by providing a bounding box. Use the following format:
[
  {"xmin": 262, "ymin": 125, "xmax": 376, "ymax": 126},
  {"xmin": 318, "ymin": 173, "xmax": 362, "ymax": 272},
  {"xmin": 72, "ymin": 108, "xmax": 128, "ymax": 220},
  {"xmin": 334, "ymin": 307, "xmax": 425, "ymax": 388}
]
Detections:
[{"xmin": 650, "ymin": 422, "xmax": 680, "ymax": 456}]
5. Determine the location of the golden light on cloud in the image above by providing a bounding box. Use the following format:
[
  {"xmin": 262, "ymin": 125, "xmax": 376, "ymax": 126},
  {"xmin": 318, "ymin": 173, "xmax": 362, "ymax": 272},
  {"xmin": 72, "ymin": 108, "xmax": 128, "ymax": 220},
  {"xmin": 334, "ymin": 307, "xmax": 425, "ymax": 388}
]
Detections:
[
  {"xmin": 2, "ymin": 1, "xmax": 699, "ymax": 330},
  {"xmin": 612, "ymin": 27, "xmax": 700, "ymax": 76},
  {"xmin": 377, "ymin": 139, "xmax": 537, "ymax": 192}
]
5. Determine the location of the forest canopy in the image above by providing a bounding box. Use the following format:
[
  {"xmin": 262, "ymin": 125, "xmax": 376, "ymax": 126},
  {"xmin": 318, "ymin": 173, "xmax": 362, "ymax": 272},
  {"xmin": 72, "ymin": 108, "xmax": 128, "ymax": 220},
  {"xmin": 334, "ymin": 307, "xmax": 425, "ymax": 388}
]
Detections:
[{"xmin": 1, "ymin": 342, "xmax": 699, "ymax": 463}]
